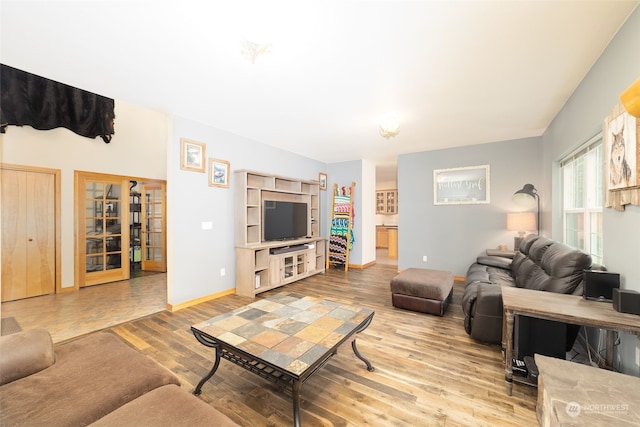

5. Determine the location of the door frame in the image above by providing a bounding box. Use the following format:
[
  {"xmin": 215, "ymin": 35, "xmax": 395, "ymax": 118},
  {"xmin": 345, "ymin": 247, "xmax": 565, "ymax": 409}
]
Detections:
[
  {"xmin": 1, "ymin": 163, "xmax": 62, "ymax": 295},
  {"xmin": 74, "ymin": 170, "xmax": 166, "ymax": 287},
  {"xmin": 140, "ymin": 183, "xmax": 167, "ymax": 272}
]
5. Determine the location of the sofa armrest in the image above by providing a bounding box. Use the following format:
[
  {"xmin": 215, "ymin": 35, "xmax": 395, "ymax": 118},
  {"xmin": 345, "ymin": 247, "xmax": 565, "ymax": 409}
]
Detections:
[
  {"xmin": 475, "ymin": 255, "xmax": 512, "ymax": 270},
  {"xmin": 485, "ymin": 249, "xmax": 516, "ymax": 259},
  {"xmin": 468, "ymin": 283, "xmax": 505, "ymax": 344},
  {"xmin": 0, "ymin": 329, "xmax": 55, "ymax": 385},
  {"xmin": 475, "ymin": 284, "xmax": 505, "ymax": 317}
]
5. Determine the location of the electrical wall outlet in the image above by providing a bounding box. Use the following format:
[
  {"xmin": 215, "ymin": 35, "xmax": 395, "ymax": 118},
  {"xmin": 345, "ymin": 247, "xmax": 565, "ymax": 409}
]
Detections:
[
  {"xmin": 220, "ymin": 268, "xmax": 225, "ymax": 277},
  {"xmin": 422, "ymin": 255, "xmax": 428, "ymax": 262}
]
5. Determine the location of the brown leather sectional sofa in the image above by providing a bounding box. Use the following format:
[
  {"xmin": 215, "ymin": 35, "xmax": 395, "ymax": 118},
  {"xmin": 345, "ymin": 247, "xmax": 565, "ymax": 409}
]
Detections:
[
  {"xmin": 461, "ymin": 234, "xmax": 594, "ymax": 345},
  {"xmin": 0, "ymin": 329, "xmax": 238, "ymax": 426}
]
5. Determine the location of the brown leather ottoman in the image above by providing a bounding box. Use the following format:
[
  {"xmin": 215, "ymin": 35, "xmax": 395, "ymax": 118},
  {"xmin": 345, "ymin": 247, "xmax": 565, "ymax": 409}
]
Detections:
[{"xmin": 390, "ymin": 268, "xmax": 453, "ymax": 316}]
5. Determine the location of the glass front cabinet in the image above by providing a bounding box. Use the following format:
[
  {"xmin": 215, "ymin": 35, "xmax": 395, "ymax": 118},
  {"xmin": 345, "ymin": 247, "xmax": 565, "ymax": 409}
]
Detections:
[{"xmin": 376, "ymin": 190, "xmax": 398, "ymax": 214}]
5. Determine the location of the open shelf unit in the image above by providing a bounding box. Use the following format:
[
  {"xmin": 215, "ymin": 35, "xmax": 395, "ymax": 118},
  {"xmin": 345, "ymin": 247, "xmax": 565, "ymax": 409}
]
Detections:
[{"xmin": 235, "ymin": 170, "xmax": 325, "ymax": 297}]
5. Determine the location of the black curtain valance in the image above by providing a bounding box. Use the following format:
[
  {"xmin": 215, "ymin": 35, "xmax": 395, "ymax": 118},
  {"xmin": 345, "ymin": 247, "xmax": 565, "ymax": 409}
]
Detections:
[{"xmin": 0, "ymin": 64, "xmax": 115, "ymax": 143}]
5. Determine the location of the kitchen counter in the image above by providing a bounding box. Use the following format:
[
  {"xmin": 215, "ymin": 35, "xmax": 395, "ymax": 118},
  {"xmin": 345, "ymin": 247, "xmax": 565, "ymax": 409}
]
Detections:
[
  {"xmin": 387, "ymin": 228, "xmax": 398, "ymax": 259},
  {"xmin": 376, "ymin": 226, "xmax": 398, "ymax": 258}
]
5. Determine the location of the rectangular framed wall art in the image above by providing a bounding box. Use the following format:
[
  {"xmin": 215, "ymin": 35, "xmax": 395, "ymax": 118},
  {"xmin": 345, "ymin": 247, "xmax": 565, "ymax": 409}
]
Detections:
[
  {"xmin": 319, "ymin": 172, "xmax": 327, "ymax": 191},
  {"xmin": 209, "ymin": 158, "xmax": 230, "ymax": 188},
  {"xmin": 180, "ymin": 138, "xmax": 206, "ymax": 173},
  {"xmin": 433, "ymin": 164, "xmax": 490, "ymax": 205},
  {"xmin": 604, "ymin": 103, "xmax": 640, "ymax": 210}
]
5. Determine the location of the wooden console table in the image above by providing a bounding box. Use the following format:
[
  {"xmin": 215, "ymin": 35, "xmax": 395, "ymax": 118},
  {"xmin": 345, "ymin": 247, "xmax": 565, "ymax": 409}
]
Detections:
[
  {"xmin": 501, "ymin": 286, "xmax": 640, "ymax": 396},
  {"xmin": 535, "ymin": 354, "xmax": 640, "ymax": 426}
]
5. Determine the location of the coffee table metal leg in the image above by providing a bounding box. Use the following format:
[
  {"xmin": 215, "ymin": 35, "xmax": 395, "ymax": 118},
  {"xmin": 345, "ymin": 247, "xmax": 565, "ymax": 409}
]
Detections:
[
  {"xmin": 193, "ymin": 342, "xmax": 222, "ymax": 396},
  {"xmin": 292, "ymin": 379, "xmax": 302, "ymax": 427},
  {"xmin": 193, "ymin": 331, "xmax": 222, "ymax": 396},
  {"xmin": 351, "ymin": 314, "xmax": 375, "ymax": 372},
  {"xmin": 352, "ymin": 340, "xmax": 374, "ymax": 372}
]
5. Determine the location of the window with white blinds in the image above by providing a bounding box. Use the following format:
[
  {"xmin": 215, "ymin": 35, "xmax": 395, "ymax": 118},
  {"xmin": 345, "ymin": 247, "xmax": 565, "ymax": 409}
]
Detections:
[{"xmin": 560, "ymin": 134, "xmax": 604, "ymax": 265}]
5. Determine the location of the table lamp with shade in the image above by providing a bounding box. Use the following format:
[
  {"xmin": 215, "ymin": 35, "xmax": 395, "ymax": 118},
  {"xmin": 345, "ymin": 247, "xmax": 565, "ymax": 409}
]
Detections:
[
  {"xmin": 506, "ymin": 212, "xmax": 537, "ymax": 250},
  {"xmin": 512, "ymin": 183, "xmax": 540, "ymax": 235}
]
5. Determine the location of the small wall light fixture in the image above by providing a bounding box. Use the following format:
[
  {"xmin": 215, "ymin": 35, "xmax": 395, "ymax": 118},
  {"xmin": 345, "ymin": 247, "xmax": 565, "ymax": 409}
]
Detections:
[
  {"xmin": 379, "ymin": 113, "xmax": 400, "ymax": 139},
  {"xmin": 512, "ymin": 183, "xmax": 540, "ymax": 235}
]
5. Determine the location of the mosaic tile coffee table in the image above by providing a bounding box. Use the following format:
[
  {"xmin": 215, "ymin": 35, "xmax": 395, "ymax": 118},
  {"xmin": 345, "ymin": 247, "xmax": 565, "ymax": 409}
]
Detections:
[{"xmin": 191, "ymin": 292, "xmax": 375, "ymax": 427}]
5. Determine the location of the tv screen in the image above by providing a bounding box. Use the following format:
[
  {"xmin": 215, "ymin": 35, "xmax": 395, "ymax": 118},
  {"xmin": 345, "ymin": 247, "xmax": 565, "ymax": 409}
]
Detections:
[{"xmin": 263, "ymin": 201, "xmax": 308, "ymax": 241}]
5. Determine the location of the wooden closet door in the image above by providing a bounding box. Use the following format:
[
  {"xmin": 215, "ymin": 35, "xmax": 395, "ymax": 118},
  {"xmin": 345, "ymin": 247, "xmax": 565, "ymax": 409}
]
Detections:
[{"xmin": 1, "ymin": 168, "xmax": 56, "ymax": 301}]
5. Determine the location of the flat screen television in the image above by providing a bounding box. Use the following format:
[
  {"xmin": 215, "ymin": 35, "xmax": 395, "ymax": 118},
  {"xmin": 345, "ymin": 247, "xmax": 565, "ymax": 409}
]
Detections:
[{"xmin": 263, "ymin": 201, "xmax": 308, "ymax": 241}]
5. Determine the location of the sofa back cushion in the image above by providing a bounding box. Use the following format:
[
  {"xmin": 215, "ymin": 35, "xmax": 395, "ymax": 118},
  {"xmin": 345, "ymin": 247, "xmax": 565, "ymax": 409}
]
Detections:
[
  {"xmin": 528, "ymin": 236, "xmax": 555, "ymax": 263},
  {"xmin": 537, "ymin": 242, "xmax": 592, "ymax": 293},
  {"xmin": 0, "ymin": 329, "xmax": 55, "ymax": 386},
  {"xmin": 512, "ymin": 237, "xmax": 591, "ymax": 294},
  {"xmin": 514, "ymin": 236, "xmax": 555, "ymax": 288},
  {"xmin": 510, "ymin": 234, "xmax": 540, "ymax": 278}
]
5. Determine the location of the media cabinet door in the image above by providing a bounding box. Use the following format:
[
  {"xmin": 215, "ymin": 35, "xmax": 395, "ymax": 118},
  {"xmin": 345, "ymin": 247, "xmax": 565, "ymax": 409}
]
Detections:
[{"xmin": 270, "ymin": 256, "xmax": 283, "ymax": 286}]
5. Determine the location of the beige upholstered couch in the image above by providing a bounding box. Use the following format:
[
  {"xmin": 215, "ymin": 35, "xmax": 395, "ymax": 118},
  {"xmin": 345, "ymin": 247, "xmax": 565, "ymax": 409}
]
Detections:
[{"xmin": 0, "ymin": 329, "xmax": 238, "ymax": 427}]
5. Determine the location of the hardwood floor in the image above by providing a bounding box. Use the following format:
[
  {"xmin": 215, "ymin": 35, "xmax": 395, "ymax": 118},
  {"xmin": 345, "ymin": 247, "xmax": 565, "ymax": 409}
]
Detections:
[
  {"xmin": 376, "ymin": 248, "xmax": 397, "ymax": 266},
  {"xmin": 1, "ymin": 265, "xmax": 538, "ymax": 426}
]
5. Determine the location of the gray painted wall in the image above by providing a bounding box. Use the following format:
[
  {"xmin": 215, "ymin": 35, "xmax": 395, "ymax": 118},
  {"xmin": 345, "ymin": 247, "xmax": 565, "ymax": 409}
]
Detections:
[
  {"xmin": 543, "ymin": 7, "xmax": 640, "ymax": 375},
  {"xmin": 398, "ymin": 137, "xmax": 542, "ymax": 277},
  {"xmin": 168, "ymin": 116, "xmax": 326, "ymax": 304}
]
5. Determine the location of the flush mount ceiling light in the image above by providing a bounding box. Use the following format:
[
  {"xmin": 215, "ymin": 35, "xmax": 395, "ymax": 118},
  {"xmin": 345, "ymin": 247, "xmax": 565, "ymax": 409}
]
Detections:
[
  {"xmin": 241, "ymin": 40, "xmax": 272, "ymax": 64},
  {"xmin": 379, "ymin": 113, "xmax": 400, "ymax": 139}
]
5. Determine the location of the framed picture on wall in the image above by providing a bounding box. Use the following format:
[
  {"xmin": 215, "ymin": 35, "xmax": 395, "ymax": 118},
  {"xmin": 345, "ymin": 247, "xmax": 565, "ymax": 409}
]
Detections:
[
  {"xmin": 604, "ymin": 107, "xmax": 638, "ymax": 190},
  {"xmin": 604, "ymin": 103, "xmax": 640, "ymax": 211},
  {"xmin": 180, "ymin": 138, "xmax": 206, "ymax": 173},
  {"xmin": 319, "ymin": 172, "xmax": 327, "ymax": 191},
  {"xmin": 433, "ymin": 164, "xmax": 490, "ymax": 205},
  {"xmin": 209, "ymin": 158, "xmax": 230, "ymax": 188}
]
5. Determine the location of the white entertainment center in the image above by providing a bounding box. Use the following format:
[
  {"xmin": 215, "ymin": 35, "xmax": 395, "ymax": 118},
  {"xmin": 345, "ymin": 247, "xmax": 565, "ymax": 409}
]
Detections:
[{"xmin": 234, "ymin": 170, "xmax": 326, "ymax": 298}]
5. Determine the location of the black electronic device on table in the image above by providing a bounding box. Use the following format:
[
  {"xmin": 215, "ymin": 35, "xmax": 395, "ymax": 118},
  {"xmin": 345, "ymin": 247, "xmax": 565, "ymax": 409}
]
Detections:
[
  {"xmin": 583, "ymin": 270, "xmax": 620, "ymax": 302},
  {"xmin": 613, "ymin": 288, "xmax": 640, "ymax": 315}
]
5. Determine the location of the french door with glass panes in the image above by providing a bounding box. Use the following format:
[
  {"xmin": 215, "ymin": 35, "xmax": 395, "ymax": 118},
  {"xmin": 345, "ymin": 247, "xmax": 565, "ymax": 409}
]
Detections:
[
  {"xmin": 76, "ymin": 172, "xmax": 130, "ymax": 287},
  {"xmin": 141, "ymin": 183, "xmax": 166, "ymax": 272}
]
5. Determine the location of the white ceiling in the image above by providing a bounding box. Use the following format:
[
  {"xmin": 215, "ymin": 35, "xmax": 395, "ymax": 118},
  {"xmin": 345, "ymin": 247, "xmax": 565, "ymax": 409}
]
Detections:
[{"xmin": 1, "ymin": 1, "xmax": 638, "ymax": 182}]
